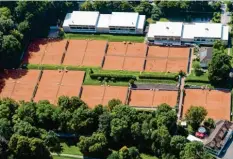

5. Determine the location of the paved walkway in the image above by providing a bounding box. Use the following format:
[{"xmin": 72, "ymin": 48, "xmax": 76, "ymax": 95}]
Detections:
[
  {"xmin": 51, "ymin": 153, "xmax": 83, "ymax": 159},
  {"xmin": 178, "ymin": 77, "xmax": 185, "ymax": 119}
]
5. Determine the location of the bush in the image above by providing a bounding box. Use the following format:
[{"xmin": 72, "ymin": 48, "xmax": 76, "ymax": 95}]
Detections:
[
  {"xmin": 97, "ymin": 77, "xmax": 102, "ymax": 81},
  {"xmin": 129, "ymin": 79, "xmax": 134, "ymax": 85},
  {"xmin": 89, "ymin": 68, "xmax": 94, "ymax": 74},
  {"xmin": 104, "ymin": 77, "xmax": 108, "ymax": 82},
  {"xmin": 138, "ymin": 74, "xmax": 178, "ymax": 81},
  {"xmin": 111, "ymin": 77, "xmax": 115, "ymax": 82},
  {"xmin": 185, "ymin": 78, "xmax": 209, "ymax": 84},
  {"xmin": 90, "ymin": 73, "xmax": 136, "ymax": 81}
]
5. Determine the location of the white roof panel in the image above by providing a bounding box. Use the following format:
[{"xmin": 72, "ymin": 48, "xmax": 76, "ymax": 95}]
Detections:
[
  {"xmin": 71, "ymin": 11, "xmax": 99, "ymax": 26},
  {"xmin": 137, "ymin": 15, "xmax": 146, "ymax": 30},
  {"xmin": 182, "ymin": 23, "xmax": 223, "ymax": 39},
  {"xmin": 109, "ymin": 12, "xmax": 139, "ymax": 27},
  {"xmin": 148, "ymin": 22, "xmax": 183, "ymax": 38},
  {"xmin": 222, "ymin": 25, "xmax": 229, "ymax": 41},
  {"xmin": 187, "ymin": 135, "xmax": 203, "ymax": 143},
  {"xmin": 63, "ymin": 13, "xmax": 72, "ymax": 27},
  {"xmin": 97, "ymin": 14, "xmax": 111, "ymax": 28}
]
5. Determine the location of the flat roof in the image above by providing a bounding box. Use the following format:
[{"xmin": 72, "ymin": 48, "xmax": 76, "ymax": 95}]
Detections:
[
  {"xmin": 109, "ymin": 12, "xmax": 139, "ymax": 27},
  {"xmin": 182, "ymin": 23, "xmax": 223, "ymax": 39},
  {"xmin": 137, "ymin": 15, "xmax": 146, "ymax": 30},
  {"xmin": 97, "ymin": 14, "xmax": 111, "ymax": 28},
  {"xmin": 148, "ymin": 22, "xmax": 183, "ymax": 38},
  {"xmin": 222, "ymin": 25, "xmax": 229, "ymax": 41},
  {"xmin": 70, "ymin": 11, "xmax": 99, "ymax": 26},
  {"xmin": 63, "ymin": 13, "xmax": 72, "ymax": 27}
]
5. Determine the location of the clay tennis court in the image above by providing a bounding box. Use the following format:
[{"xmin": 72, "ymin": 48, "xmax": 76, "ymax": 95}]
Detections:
[
  {"xmin": 34, "ymin": 70, "xmax": 63, "ymax": 104},
  {"xmin": 0, "ymin": 70, "xmax": 40, "ymax": 101},
  {"xmin": 147, "ymin": 46, "xmax": 169, "ymax": 58},
  {"xmin": 34, "ymin": 70, "xmax": 85, "ymax": 104},
  {"xmin": 128, "ymin": 89, "xmax": 178, "ymax": 108},
  {"xmin": 41, "ymin": 39, "xmax": 67, "ymax": 65},
  {"xmin": 23, "ymin": 39, "xmax": 48, "ymax": 64},
  {"xmin": 166, "ymin": 58, "xmax": 188, "ymax": 73},
  {"xmin": 183, "ymin": 89, "xmax": 231, "ymax": 120},
  {"xmin": 123, "ymin": 57, "xmax": 145, "ymax": 71},
  {"xmin": 103, "ymin": 56, "xmax": 124, "ymax": 70},
  {"xmin": 86, "ymin": 40, "xmax": 107, "ymax": 54},
  {"xmin": 125, "ymin": 43, "xmax": 147, "ymax": 57},
  {"xmin": 145, "ymin": 58, "xmax": 167, "ymax": 72},
  {"xmin": 107, "ymin": 42, "xmax": 128, "ymax": 56},
  {"xmin": 81, "ymin": 85, "xmax": 128, "ymax": 108},
  {"xmin": 62, "ymin": 40, "xmax": 87, "ymax": 65},
  {"xmin": 169, "ymin": 47, "xmax": 190, "ymax": 59}
]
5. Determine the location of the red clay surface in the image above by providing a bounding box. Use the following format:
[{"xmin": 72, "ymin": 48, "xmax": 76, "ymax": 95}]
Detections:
[
  {"xmin": 86, "ymin": 40, "xmax": 107, "ymax": 55},
  {"xmin": 34, "ymin": 70, "xmax": 85, "ymax": 104},
  {"xmin": 23, "ymin": 39, "xmax": 48, "ymax": 64},
  {"xmin": 166, "ymin": 58, "xmax": 188, "ymax": 73},
  {"xmin": 123, "ymin": 57, "xmax": 145, "ymax": 71},
  {"xmin": 145, "ymin": 46, "xmax": 190, "ymax": 73},
  {"xmin": 125, "ymin": 43, "xmax": 147, "ymax": 57},
  {"xmin": 103, "ymin": 56, "xmax": 124, "ymax": 70},
  {"xmin": 107, "ymin": 42, "xmax": 128, "ymax": 56},
  {"xmin": 145, "ymin": 58, "xmax": 167, "ymax": 72},
  {"xmin": 147, "ymin": 46, "xmax": 169, "ymax": 58},
  {"xmin": 183, "ymin": 89, "xmax": 231, "ymax": 120},
  {"xmin": 63, "ymin": 40, "xmax": 87, "ymax": 65},
  {"xmin": 55, "ymin": 71, "xmax": 85, "ymax": 103},
  {"xmin": 82, "ymin": 53, "xmax": 104, "ymax": 67},
  {"xmin": 128, "ymin": 89, "xmax": 178, "ymax": 108},
  {"xmin": 81, "ymin": 85, "xmax": 128, "ymax": 108},
  {"xmin": 34, "ymin": 70, "xmax": 63, "ymax": 104},
  {"xmin": 41, "ymin": 39, "xmax": 67, "ymax": 65},
  {"xmin": 0, "ymin": 70, "xmax": 40, "ymax": 101}
]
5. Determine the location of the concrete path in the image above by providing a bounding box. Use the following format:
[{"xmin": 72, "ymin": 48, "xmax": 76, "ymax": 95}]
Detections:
[
  {"xmin": 221, "ymin": 3, "xmax": 231, "ymax": 25},
  {"xmin": 51, "ymin": 153, "xmax": 83, "ymax": 159},
  {"xmin": 178, "ymin": 77, "xmax": 185, "ymax": 119}
]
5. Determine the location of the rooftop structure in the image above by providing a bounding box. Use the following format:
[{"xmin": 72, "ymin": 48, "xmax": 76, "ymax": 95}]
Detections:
[
  {"xmin": 199, "ymin": 47, "xmax": 213, "ymax": 68},
  {"xmin": 147, "ymin": 22, "xmax": 229, "ymax": 46},
  {"xmin": 63, "ymin": 11, "xmax": 146, "ymax": 34},
  {"xmin": 205, "ymin": 120, "xmax": 233, "ymax": 156}
]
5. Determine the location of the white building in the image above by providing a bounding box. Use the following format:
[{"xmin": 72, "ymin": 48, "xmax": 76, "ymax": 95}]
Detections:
[
  {"xmin": 147, "ymin": 22, "xmax": 229, "ymax": 46},
  {"xmin": 63, "ymin": 11, "xmax": 146, "ymax": 35}
]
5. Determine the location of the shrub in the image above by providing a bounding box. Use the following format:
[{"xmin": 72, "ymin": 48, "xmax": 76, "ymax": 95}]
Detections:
[
  {"xmin": 104, "ymin": 77, "xmax": 108, "ymax": 82},
  {"xmin": 129, "ymin": 79, "xmax": 134, "ymax": 85},
  {"xmin": 111, "ymin": 77, "xmax": 115, "ymax": 82},
  {"xmin": 90, "ymin": 73, "xmax": 136, "ymax": 81},
  {"xmin": 89, "ymin": 68, "xmax": 94, "ymax": 74},
  {"xmin": 97, "ymin": 77, "xmax": 102, "ymax": 81},
  {"xmin": 138, "ymin": 74, "xmax": 178, "ymax": 81}
]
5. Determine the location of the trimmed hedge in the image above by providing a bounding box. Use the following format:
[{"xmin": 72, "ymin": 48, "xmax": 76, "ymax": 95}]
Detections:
[
  {"xmin": 90, "ymin": 73, "xmax": 136, "ymax": 81},
  {"xmin": 185, "ymin": 76, "xmax": 209, "ymax": 83},
  {"xmin": 138, "ymin": 74, "xmax": 178, "ymax": 81}
]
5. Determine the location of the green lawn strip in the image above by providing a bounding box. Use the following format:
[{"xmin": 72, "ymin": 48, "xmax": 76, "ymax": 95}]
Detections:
[
  {"xmin": 140, "ymin": 153, "xmax": 159, "ymax": 159},
  {"xmin": 136, "ymin": 79, "xmax": 177, "ymax": 84},
  {"xmin": 60, "ymin": 142, "xmax": 83, "ymax": 156},
  {"xmin": 185, "ymin": 82, "xmax": 213, "ymax": 88},
  {"xmin": 64, "ymin": 33, "xmax": 144, "ymax": 43}
]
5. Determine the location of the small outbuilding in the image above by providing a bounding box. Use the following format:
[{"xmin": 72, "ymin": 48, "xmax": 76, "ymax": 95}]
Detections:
[{"xmin": 199, "ymin": 47, "xmax": 213, "ymax": 68}]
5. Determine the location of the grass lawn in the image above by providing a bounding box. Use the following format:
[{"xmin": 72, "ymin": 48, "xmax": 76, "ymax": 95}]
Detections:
[
  {"xmin": 60, "ymin": 142, "xmax": 82, "ymax": 156},
  {"xmin": 141, "ymin": 153, "xmax": 158, "ymax": 159},
  {"xmin": 64, "ymin": 33, "xmax": 145, "ymax": 43}
]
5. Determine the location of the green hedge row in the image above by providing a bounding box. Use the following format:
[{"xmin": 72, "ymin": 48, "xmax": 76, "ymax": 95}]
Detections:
[
  {"xmin": 185, "ymin": 78, "xmax": 209, "ymax": 83},
  {"xmin": 90, "ymin": 73, "xmax": 136, "ymax": 81},
  {"xmin": 138, "ymin": 74, "xmax": 178, "ymax": 81}
]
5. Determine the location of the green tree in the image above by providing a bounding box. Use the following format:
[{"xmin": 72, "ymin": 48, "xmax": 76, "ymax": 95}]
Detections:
[
  {"xmin": 185, "ymin": 106, "xmax": 207, "ymax": 130},
  {"xmin": 203, "ymin": 118, "xmax": 215, "ymax": 129},
  {"xmin": 151, "ymin": 5, "xmax": 162, "ymax": 21},
  {"xmin": 134, "ymin": 1, "xmax": 153, "ymax": 17},
  {"xmin": 0, "ymin": 35, "xmax": 22, "ymax": 68},
  {"xmin": 98, "ymin": 112, "xmax": 112, "ymax": 136},
  {"xmin": 170, "ymin": 135, "xmax": 187, "ymax": 157},
  {"xmin": 193, "ymin": 61, "xmax": 202, "ymax": 76},
  {"xmin": 0, "ymin": 7, "xmax": 12, "ymax": 19},
  {"xmin": 151, "ymin": 126, "xmax": 171, "ymax": 155},
  {"xmin": 57, "ymin": 96, "xmax": 87, "ymax": 112},
  {"xmin": 110, "ymin": 118, "xmax": 128, "ymax": 142},
  {"xmin": 0, "ymin": 17, "xmax": 14, "ymax": 34},
  {"xmin": 212, "ymin": 12, "xmax": 221, "ymax": 23},
  {"xmin": 13, "ymin": 101, "xmax": 37, "ymax": 124},
  {"xmin": 79, "ymin": 132, "xmax": 108, "ymax": 157},
  {"xmin": 36, "ymin": 101, "xmax": 56, "ymax": 130},
  {"xmin": 43, "ymin": 131, "xmax": 61, "ymax": 153},
  {"xmin": 0, "ymin": 118, "xmax": 12, "ymax": 139},
  {"xmin": 13, "ymin": 121, "xmax": 40, "ymax": 138},
  {"xmin": 0, "ymin": 136, "xmax": 9, "ymax": 159},
  {"xmin": 107, "ymin": 151, "xmax": 119, "ymax": 159},
  {"xmin": 0, "ymin": 98, "xmax": 18, "ymax": 119},
  {"xmin": 9, "ymin": 134, "xmax": 52, "ymax": 159},
  {"xmin": 80, "ymin": 0, "xmax": 94, "ymax": 11},
  {"xmin": 108, "ymin": 99, "xmax": 122, "ymax": 111},
  {"xmin": 208, "ymin": 50, "xmax": 232, "ymax": 86},
  {"xmin": 180, "ymin": 141, "xmax": 213, "ymax": 159}
]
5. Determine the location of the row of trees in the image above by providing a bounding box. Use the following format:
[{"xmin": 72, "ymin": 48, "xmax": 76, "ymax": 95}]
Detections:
[{"xmin": 0, "ymin": 96, "xmax": 213, "ymax": 159}]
